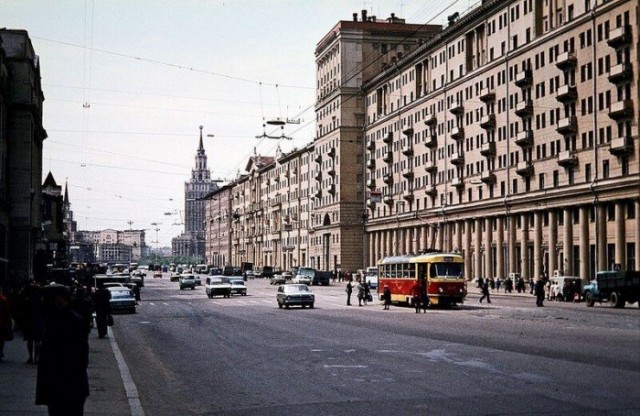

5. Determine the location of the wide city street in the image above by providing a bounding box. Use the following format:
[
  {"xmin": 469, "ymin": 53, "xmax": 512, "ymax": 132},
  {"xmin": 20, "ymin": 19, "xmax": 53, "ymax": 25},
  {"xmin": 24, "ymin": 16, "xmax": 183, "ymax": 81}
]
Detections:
[{"xmin": 108, "ymin": 273, "xmax": 640, "ymax": 416}]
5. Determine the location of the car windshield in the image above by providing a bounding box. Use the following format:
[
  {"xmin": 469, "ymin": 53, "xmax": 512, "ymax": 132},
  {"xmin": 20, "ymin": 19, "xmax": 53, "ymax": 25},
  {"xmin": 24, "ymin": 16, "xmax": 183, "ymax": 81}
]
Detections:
[
  {"xmin": 110, "ymin": 290, "xmax": 131, "ymax": 299},
  {"xmin": 429, "ymin": 262, "xmax": 464, "ymax": 279},
  {"xmin": 288, "ymin": 285, "xmax": 309, "ymax": 292}
]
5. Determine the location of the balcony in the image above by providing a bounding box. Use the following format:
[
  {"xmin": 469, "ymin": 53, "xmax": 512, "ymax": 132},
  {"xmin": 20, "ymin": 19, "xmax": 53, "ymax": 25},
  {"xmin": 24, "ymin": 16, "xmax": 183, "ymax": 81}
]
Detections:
[
  {"xmin": 403, "ymin": 127, "xmax": 414, "ymax": 137},
  {"xmin": 425, "ymin": 184, "xmax": 437, "ymax": 197},
  {"xmin": 314, "ymin": 154, "xmax": 322, "ymax": 163},
  {"xmin": 383, "ymin": 151, "xmax": 393, "ymax": 163},
  {"xmin": 327, "ymin": 147, "xmax": 336, "ymax": 158},
  {"xmin": 366, "ymin": 178, "xmax": 376, "ymax": 189},
  {"xmin": 609, "ymin": 136, "xmax": 634, "ymax": 156},
  {"xmin": 424, "ymin": 113, "xmax": 437, "ymax": 126},
  {"xmin": 608, "ymin": 100, "xmax": 633, "ymax": 120},
  {"xmin": 450, "ymin": 126, "xmax": 464, "ymax": 141},
  {"xmin": 555, "ymin": 51, "xmax": 577, "ymax": 70},
  {"xmin": 557, "ymin": 151, "xmax": 578, "ymax": 168},
  {"xmin": 366, "ymin": 139, "xmax": 375, "ymax": 150},
  {"xmin": 383, "ymin": 174, "xmax": 393, "ymax": 184},
  {"xmin": 424, "ymin": 160, "xmax": 437, "ymax": 173},
  {"xmin": 515, "ymin": 99, "xmax": 533, "ymax": 117},
  {"xmin": 450, "ymin": 152, "xmax": 464, "ymax": 165},
  {"xmin": 515, "ymin": 161, "xmax": 534, "ymax": 177},
  {"xmin": 328, "ymin": 184, "xmax": 336, "ymax": 195},
  {"xmin": 367, "ymin": 198, "xmax": 377, "ymax": 209},
  {"xmin": 313, "ymin": 189, "xmax": 322, "ymax": 199},
  {"xmin": 479, "ymin": 87, "xmax": 495, "ymax": 103},
  {"xmin": 402, "ymin": 190, "xmax": 414, "ymax": 201},
  {"xmin": 481, "ymin": 171, "xmax": 496, "ymax": 184},
  {"xmin": 514, "ymin": 69, "xmax": 532, "ymax": 87},
  {"xmin": 424, "ymin": 133, "xmax": 437, "ymax": 148},
  {"xmin": 607, "ymin": 25, "xmax": 631, "ymax": 48},
  {"xmin": 480, "ymin": 141, "xmax": 496, "ymax": 157},
  {"xmin": 515, "ymin": 130, "xmax": 534, "ymax": 147},
  {"xmin": 451, "ymin": 177, "xmax": 465, "ymax": 189},
  {"xmin": 314, "ymin": 171, "xmax": 322, "ymax": 181},
  {"xmin": 556, "ymin": 116, "xmax": 578, "ymax": 135},
  {"xmin": 383, "ymin": 195, "xmax": 394, "ymax": 205},
  {"xmin": 449, "ymin": 99, "xmax": 464, "ymax": 115},
  {"xmin": 402, "ymin": 170, "xmax": 414, "ymax": 180},
  {"xmin": 608, "ymin": 63, "xmax": 633, "ymax": 84},
  {"xmin": 383, "ymin": 131, "xmax": 393, "ymax": 143},
  {"xmin": 366, "ymin": 159, "xmax": 375, "ymax": 170},
  {"xmin": 327, "ymin": 167, "xmax": 336, "ymax": 176},
  {"xmin": 479, "ymin": 114, "xmax": 495, "ymax": 130},
  {"xmin": 402, "ymin": 145, "xmax": 414, "ymax": 156},
  {"xmin": 556, "ymin": 84, "xmax": 577, "ymax": 102}
]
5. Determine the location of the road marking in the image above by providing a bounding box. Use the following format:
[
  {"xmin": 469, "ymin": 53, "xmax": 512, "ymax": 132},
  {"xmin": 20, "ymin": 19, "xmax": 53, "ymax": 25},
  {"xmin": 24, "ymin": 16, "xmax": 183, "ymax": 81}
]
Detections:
[
  {"xmin": 108, "ymin": 328, "xmax": 145, "ymax": 416},
  {"xmin": 323, "ymin": 365, "xmax": 368, "ymax": 368}
]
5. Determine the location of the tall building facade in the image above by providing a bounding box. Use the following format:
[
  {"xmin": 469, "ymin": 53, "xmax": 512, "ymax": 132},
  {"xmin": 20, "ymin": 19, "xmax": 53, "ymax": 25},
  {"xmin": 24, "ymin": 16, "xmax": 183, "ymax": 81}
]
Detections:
[
  {"xmin": 173, "ymin": 126, "xmax": 218, "ymax": 260},
  {"xmin": 206, "ymin": 0, "xmax": 638, "ymax": 282}
]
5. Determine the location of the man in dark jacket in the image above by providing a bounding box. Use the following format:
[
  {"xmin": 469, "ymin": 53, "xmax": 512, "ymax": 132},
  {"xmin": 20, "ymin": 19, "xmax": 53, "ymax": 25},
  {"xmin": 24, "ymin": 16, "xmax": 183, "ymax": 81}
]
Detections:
[
  {"xmin": 36, "ymin": 284, "xmax": 89, "ymax": 416},
  {"xmin": 93, "ymin": 284, "xmax": 111, "ymax": 338}
]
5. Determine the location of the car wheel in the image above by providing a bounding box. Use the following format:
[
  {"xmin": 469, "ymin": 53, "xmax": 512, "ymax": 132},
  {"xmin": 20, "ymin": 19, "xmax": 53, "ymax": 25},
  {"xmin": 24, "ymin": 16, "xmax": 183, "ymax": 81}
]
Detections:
[
  {"xmin": 207, "ymin": 294, "xmax": 212, "ymax": 299},
  {"xmin": 278, "ymin": 302, "xmax": 283, "ymax": 309},
  {"xmin": 310, "ymin": 303, "xmax": 314, "ymax": 309},
  {"xmin": 285, "ymin": 304, "xmax": 290, "ymax": 309},
  {"xmin": 191, "ymin": 287, "xmax": 195, "ymax": 290},
  {"xmin": 301, "ymin": 304, "xmax": 306, "ymax": 308},
  {"xmin": 585, "ymin": 291, "xmax": 595, "ymax": 307}
]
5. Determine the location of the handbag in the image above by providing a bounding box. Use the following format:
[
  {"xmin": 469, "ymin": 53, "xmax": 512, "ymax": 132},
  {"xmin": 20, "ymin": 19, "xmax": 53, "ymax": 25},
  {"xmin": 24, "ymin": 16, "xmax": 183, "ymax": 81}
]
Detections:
[
  {"xmin": 107, "ymin": 315, "xmax": 114, "ymax": 327},
  {"xmin": 367, "ymin": 294, "xmax": 373, "ymax": 302}
]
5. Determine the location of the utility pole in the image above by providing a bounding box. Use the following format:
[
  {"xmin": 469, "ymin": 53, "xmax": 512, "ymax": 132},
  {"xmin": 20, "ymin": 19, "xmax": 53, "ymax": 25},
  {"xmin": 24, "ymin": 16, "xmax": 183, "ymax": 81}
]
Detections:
[{"xmin": 150, "ymin": 222, "xmax": 161, "ymax": 250}]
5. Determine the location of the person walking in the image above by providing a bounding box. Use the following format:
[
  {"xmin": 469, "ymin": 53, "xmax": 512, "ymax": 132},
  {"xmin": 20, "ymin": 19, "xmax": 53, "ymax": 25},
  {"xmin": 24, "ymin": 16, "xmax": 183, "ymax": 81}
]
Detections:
[
  {"xmin": 356, "ymin": 280, "xmax": 365, "ymax": 306},
  {"xmin": 410, "ymin": 283, "xmax": 421, "ymax": 313},
  {"xmin": 382, "ymin": 285, "xmax": 391, "ymax": 310},
  {"xmin": 0, "ymin": 287, "xmax": 13, "ymax": 362},
  {"xmin": 479, "ymin": 280, "xmax": 491, "ymax": 303},
  {"xmin": 535, "ymin": 276, "xmax": 546, "ymax": 307},
  {"xmin": 21, "ymin": 284, "xmax": 45, "ymax": 364},
  {"xmin": 345, "ymin": 280, "xmax": 353, "ymax": 306},
  {"xmin": 36, "ymin": 284, "xmax": 89, "ymax": 416},
  {"xmin": 363, "ymin": 280, "xmax": 370, "ymax": 306},
  {"xmin": 92, "ymin": 284, "xmax": 111, "ymax": 339}
]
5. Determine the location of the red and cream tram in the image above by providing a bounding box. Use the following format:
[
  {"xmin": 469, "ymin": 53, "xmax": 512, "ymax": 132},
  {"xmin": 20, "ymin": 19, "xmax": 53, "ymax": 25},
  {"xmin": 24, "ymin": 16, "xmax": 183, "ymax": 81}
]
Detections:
[{"xmin": 378, "ymin": 252, "xmax": 466, "ymax": 307}]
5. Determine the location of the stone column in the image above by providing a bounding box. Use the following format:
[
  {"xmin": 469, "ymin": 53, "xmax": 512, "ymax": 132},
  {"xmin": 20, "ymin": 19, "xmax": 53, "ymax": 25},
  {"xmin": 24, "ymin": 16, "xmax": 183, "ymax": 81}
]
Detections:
[
  {"xmin": 615, "ymin": 202, "xmax": 625, "ymax": 268},
  {"xmin": 464, "ymin": 219, "xmax": 472, "ymax": 280},
  {"xmin": 597, "ymin": 205, "xmax": 606, "ymax": 272},
  {"xmin": 437, "ymin": 223, "xmax": 444, "ymax": 251},
  {"xmin": 563, "ymin": 208, "xmax": 573, "ymax": 275},
  {"xmin": 549, "ymin": 210, "xmax": 558, "ymax": 275},
  {"xmin": 484, "ymin": 217, "xmax": 493, "ymax": 279},
  {"xmin": 580, "ymin": 206, "xmax": 590, "ymax": 281},
  {"xmin": 636, "ymin": 200, "xmax": 640, "ymax": 271},
  {"xmin": 475, "ymin": 218, "xmax": 482, "ymax": 279},
  {"xmin": 455, "ymin": 220, "xmax": 463, "ymax": 253},
  {"xmin": 496, "ymin": 216, "xmax": 504, "ymax": 279},
  {"xmin": 533, "ymin": 211, "xmax": 543, "ymax": 279},
  {"xmin": 508, "ymin": 214, "xmax": 517, "ymax": 277},
  {"xmin": 520, "ymin": 214, "xmax": 529, "ymax": 280}
]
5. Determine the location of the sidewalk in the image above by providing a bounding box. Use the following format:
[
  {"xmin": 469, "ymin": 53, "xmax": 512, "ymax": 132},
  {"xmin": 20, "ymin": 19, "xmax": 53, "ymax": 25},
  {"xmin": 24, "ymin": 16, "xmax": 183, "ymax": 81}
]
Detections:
[{"xmin": 0, "ymin": 327, "xmax": 130, "ymax": 416}]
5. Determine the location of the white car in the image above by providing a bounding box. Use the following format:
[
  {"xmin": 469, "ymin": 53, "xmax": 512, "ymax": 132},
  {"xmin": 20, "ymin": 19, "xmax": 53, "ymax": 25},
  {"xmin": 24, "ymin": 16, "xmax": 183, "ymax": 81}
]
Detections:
[
  {"xmin": 292, "ymin": 274, "xmax": 312, "ymax": 285},
  {"xmin": 205, "ymin": 276, "xmax": 231, "ymax": 298}
]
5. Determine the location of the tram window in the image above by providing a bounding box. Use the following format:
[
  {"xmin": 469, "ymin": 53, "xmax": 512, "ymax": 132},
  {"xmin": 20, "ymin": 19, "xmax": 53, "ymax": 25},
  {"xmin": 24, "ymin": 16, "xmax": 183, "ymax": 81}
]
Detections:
[{"xmin": 430, "ymin": 262, "xmax": 464, "ymax": 279}]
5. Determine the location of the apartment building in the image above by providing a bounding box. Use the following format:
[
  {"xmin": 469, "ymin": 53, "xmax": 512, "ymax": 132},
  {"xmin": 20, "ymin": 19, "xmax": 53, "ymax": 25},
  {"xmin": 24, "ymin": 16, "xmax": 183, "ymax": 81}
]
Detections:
[
  {"xmin": 363, "ymin": 0, "xmax": 639, "ymax": 281},
  {"xmin": 207, "ymin": 0, "xmax": 637, "ymax": 281}
]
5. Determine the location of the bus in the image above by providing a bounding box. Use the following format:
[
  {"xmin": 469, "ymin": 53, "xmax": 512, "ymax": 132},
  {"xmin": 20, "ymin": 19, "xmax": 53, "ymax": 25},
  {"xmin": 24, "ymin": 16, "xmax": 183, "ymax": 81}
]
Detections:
[{"xmin": 378, "ymin": 252, "xmax": 466, "ymax": 308}]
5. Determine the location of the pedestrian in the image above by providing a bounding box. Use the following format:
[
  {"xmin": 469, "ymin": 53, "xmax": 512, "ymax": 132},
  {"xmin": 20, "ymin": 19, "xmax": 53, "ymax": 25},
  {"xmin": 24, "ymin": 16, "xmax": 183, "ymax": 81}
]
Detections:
[
  {"xmin": 495, "ymin": 278, "xmax": 501, "ymax": 293},
  {"xmin": 479, "ymin": 280, "xmax": 491, "ymax": 303},
  {"xmin": 410, "ymin": 283, "xmax": 421, "ymax": 313},
  {"xmin": 535, "ymin": 276, "xmax": 546, "ymax": 307},
  {"xmin": 0, "ymin": 286, "xmax": 13, "ymax": 362},
  {"xmin": 70, "ymin": 287, "xmax": 94, "ymax": 335},
  {"xmin": 345, "ymin": 279, "xmax": 353, "ymax": 306},
  {"xmin": 363, "ymin": 280, "xmax": 370, "ymax": 305},
  {"xmin": 21, "ymin": 284, "xmax": 45, "ymax": 364},
  {"xmin": 382, "ymin": 285, "xmax": 391, "ymax": 310},
  {"xmin": 356, "ymin": 279, "xmax": 365, "ymax": 306},
  {"xmin": 420, "ymin": 292, "xmax": 429, "ymax": 313},
  {"xmin": 92, "ymin": 283, "xmax": 111, "ymax": 339},
  {"xmin": 36, "ymin": 284, "xmax": 89, "ymax": 416}
]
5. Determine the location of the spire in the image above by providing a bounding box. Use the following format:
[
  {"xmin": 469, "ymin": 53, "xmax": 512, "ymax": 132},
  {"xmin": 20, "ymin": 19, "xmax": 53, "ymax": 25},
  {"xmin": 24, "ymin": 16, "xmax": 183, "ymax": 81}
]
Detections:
[
  {"xmin": 198, "ymin": 125, "xmax": 205, "ymax": 155},
  {"xmin": 64, "ymin": 179, "xmax": 69, "ymax": 204}
]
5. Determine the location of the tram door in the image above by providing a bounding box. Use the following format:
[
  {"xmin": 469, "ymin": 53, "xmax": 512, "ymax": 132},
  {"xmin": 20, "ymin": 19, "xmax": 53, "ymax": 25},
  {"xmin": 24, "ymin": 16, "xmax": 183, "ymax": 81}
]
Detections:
[{"xmin": 418, "ymin": 263, "xmax": 428, "ymax": 296}]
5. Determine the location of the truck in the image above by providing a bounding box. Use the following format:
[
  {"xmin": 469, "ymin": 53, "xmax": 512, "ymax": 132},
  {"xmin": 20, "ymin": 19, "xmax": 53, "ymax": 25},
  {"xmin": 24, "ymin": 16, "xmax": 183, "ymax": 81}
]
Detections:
[{"xmin": 582, "ymin": 270, "xmax": 640, "ymax": 308}]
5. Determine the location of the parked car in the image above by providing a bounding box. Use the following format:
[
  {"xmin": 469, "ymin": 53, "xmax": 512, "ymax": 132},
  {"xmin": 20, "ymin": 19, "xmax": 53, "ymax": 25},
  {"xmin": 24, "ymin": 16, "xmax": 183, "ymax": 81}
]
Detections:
[
  {"xmin": 153, "ymin": 270, "xmax": 163, "ymax": 278},
  {"xmin": 170, "ymin": 273, "xmax": 181, "ymax": 282},
  {"xmin": 258, "ymin": 266, "xmax": 275, "ymax": 279},
  {"xmin": 179, "ymin": 274, "xmax": 198, "ymax": 290},
  {"xmin": 205, "ymin": 276, "xmax": 231, "ymax": 298},
  {"xmin": 229, "ymin": 279, "xmax": 247, "ymax": 296},
  {"xmin": 276, "ymin": 284, "xmax": 315, "ymax": 309},
  {"xmin": 292, "ymin": 273, "xmax": 312, "ymax": 285},
  {"xmin": 193, "ymin": 274, "xmax": 202, "ymax": 286},
  {"xmin": 108, "ymin": 287, "xmax": 136, "ymax": 313}
]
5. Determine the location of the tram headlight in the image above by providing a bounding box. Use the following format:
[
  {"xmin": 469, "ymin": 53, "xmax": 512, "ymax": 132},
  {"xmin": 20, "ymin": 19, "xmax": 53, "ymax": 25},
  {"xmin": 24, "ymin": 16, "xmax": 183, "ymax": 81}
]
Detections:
[{"xmin": 438, "ymin": 287, "xmax": 444, "ymax": 293}]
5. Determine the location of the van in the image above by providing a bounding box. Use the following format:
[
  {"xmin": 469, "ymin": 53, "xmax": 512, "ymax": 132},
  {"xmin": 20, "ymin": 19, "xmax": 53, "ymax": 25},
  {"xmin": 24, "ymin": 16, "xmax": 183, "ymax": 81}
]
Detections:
[
  {"xmin": 295, "ymin": 267, "xmax": 330, "ymax": 286},
  {"xmin": 364, "ymin": 266, "xmax": 378, "ymax": 289}
]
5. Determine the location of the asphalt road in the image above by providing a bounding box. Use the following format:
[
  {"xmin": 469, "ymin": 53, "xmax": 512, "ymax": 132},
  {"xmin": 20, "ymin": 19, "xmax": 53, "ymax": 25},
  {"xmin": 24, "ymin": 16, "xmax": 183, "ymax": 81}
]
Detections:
[{"xmin": 110, "ymin": 274, "xmax": 640, "ymax": 416}]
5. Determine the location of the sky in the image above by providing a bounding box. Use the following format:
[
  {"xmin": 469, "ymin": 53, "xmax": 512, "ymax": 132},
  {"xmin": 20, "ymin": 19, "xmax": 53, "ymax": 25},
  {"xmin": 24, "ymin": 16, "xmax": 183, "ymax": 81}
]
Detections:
[{"xmin": 2, "ymin": 0, "xmax": 475, "ymax": 248}]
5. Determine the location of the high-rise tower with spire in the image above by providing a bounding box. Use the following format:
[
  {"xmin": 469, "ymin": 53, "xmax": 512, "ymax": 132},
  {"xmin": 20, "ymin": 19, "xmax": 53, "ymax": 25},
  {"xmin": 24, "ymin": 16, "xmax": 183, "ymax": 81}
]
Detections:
[{"xmin": 172, "ymin": 126, "xmax": 218, "ymax": 260}]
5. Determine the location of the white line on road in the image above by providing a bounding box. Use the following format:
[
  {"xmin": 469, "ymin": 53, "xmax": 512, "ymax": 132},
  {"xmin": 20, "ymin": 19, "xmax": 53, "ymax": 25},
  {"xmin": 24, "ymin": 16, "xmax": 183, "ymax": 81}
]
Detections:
[{"xmin": 108, "ymin": 328, "xmax": 145, "ymax": 416}]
